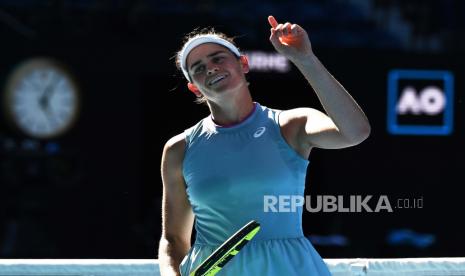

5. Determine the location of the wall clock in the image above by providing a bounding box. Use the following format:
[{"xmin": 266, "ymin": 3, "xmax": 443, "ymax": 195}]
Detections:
[{"xmin": 3, "ymin": 58, "xmax": 80, "ymax": 139}]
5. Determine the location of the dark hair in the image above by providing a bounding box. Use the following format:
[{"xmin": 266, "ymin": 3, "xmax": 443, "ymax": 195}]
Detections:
[{"xmin": 176, "ymin": 28, "xmax": 239, "ymax": 104}]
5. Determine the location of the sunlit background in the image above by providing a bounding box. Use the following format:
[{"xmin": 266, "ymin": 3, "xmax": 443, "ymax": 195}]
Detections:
[{"xmin": 0, "ymin": 0, "xmax": 464, "ymax": 259}]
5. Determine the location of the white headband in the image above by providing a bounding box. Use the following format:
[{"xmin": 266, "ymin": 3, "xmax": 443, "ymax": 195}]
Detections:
[{"xmin": 180, "ymin": 34, "xmax": 241, "ymax": 82}]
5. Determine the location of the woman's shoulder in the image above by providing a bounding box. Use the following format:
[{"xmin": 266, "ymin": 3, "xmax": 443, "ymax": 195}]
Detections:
[
  {"xmin": 163, "ymin": 132, "xmax": 186, "ymax": 160},
  {"xmin": 163, "ymin": 117, "xmax": 207, "ymax": 158},
  {"xmin": 276, "ymin": 107, "xmax": 319, "ymax": 127}
]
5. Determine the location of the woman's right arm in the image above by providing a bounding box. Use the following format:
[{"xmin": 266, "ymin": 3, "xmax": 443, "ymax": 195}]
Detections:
[{"xmin": 158, "ymin": 133, "xmax": 195, "ymax": 276}]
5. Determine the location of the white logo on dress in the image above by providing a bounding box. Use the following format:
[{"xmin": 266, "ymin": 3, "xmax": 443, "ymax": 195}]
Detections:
[{"xmin": 253, "ymin": 127, "xmax": 266, "ymax": 138}]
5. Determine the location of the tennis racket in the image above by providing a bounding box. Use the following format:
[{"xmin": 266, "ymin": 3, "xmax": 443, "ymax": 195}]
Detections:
[{"xmin": 189, "ymin": 220, "xmax": 260, "ymax": 276}]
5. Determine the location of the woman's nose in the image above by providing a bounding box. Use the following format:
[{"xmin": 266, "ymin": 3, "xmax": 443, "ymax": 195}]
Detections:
[{"xmin": 207, "ymin": 66, "xmax": 219, "ymax": 75}]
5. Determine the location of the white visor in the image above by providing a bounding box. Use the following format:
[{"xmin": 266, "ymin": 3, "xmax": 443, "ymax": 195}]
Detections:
[{"xmin": 180, "ymin": 34, "xmax": 241, "ymax": 82}]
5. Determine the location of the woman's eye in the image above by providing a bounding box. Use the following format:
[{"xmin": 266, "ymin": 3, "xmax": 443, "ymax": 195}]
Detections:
[
  {"xmin": 213, "ymin": 57, "xmax": 224, "ymax": 63},
  {"xmin": 194, "ymin": 65, "xmax": 205, "ymax": 74}
]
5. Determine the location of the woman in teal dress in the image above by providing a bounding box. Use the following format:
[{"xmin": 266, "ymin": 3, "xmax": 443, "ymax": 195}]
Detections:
[{"xmin": 158, "ymin": 15, "xmax": 371, "ymax": 275}]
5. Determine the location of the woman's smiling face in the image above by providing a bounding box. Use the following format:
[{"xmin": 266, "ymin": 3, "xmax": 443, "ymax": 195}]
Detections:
[{"xmin": 187, "ymin": 43, "xmax": 249, "ymax": 99}]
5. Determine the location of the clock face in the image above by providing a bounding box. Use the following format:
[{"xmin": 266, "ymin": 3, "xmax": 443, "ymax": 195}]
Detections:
[{"xmin": 4, "ymin": 58, "xmax": 80, "ymax": 139}]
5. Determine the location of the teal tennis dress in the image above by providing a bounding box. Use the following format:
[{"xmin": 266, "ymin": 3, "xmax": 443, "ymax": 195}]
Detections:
[{"xmin": 180, "ymin": 103, "xmax": 331, "ymax": 275}]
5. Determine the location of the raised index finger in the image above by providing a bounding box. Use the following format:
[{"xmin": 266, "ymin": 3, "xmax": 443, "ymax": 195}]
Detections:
[{"xmin": 268, "ymin": 15, "xmax": 278, "ymax": 28}]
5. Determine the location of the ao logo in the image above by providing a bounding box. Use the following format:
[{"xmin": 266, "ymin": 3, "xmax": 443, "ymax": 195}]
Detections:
[
  {"xmin": 387, "ymin": 69, "xmax": 454, "ymax": 136},
  {"xmin": 397, "ymin": 86, "xmax": 445, "ymax": 115}
]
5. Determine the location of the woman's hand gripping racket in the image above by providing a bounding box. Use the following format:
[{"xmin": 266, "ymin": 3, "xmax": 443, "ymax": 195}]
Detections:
[{"xmin": 189, "ymin": 220, "xmax": 260, "ymax": 276}]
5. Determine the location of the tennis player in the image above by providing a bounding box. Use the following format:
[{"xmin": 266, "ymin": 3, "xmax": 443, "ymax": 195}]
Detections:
[{"xmin": 158, "ymin": 15, "xmax": 371, "ymax": 275}]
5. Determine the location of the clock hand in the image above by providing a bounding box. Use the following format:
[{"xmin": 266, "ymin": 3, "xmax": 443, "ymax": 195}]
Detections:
[
  {"xmin": 38, "ymin": 93, "xmax": 49, "ymax": 110},
  {"xmin": 39, "ymin": 76, "xmax": 60, "ymax": 111},
  {"xmin": 39, "ymin": 102, "xmax": 59, "ymax": 129}
]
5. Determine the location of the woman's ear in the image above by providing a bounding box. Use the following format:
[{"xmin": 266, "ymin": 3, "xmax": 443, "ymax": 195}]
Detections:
[
  {"xmin": 187, "ymin": 82, "xmax": 202, "ymax": 97},
  {"xmin": 240, "ymin": 55, "xmax": 250, "ymax": 74}
]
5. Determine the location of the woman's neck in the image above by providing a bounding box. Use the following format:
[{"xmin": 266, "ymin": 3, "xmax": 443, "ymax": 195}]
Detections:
[{"xmin": 208, "ymin": 92, "xmax": 255, "ymax": 127}]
